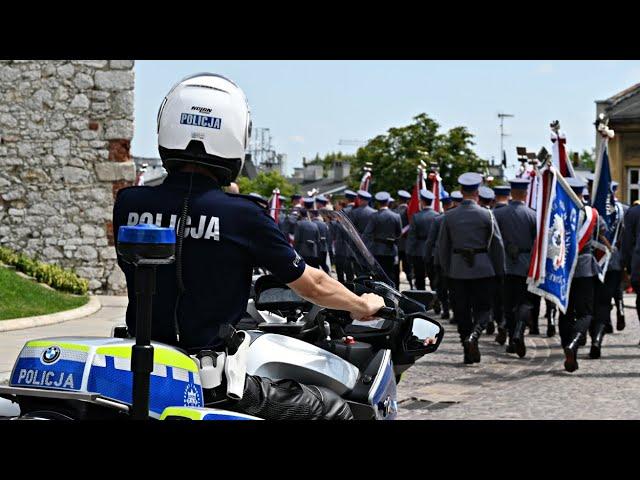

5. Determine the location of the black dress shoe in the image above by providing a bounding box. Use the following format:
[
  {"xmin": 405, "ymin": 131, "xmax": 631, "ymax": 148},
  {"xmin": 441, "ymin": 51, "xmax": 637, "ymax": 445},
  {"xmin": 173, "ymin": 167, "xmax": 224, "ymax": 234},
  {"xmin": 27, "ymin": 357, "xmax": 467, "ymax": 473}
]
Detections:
[
  {"xmin": 506, "ymin": 341, "xmax": 516, "ymax": 354},
  {"xmin": 495, "ymin": 328, "xmax": 507, "ymax": 345},
  {"xmin": 515, "ymin": 337, "xmax": 526, "ymax": 358},
  {"xmin": 589, "ymin": 344, "xmax": 601, "ymax": 359},
  {"xmin": 604, "ymin": 324, "xmax": 613, "ymax": 334},
  {"xmin": 433, "ymin": 301, "xmax": 442, "ymax": 315},
  {"xmin": 617, "ymin": 314, "xmax": 625, "ymax": 331},
  {"xmin": 546, "ymin": 325, "xmax": 556, "ymax": 337},
  {"xmin": 463, "ymin": 343, "xmax": 473, "ymax": 364},
  {"xmin": 466, "ymin": 337, "xmax": 481, "ymax": 363},
  {"xmin": 441, "ymin": 310, "xmax": 450, "ymax": 320},
  {"xmin": 486, "ymin": 322, "xmax": 495, "ymax": 335},
  {"xmin": 449, "ymin": 317, "xmax": 457, "ymax": 325},
  {"xmin": 563, "ymin": 346, "xmax": 579, "ymax": 372}
]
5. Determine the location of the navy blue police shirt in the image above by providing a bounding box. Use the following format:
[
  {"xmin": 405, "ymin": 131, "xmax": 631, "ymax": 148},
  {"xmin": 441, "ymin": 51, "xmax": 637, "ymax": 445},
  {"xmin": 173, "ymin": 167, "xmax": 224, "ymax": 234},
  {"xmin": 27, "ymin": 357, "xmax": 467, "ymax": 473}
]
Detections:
[{"xmin": 113, "ymin": 172, "xmax": 306, "ymax": 352}]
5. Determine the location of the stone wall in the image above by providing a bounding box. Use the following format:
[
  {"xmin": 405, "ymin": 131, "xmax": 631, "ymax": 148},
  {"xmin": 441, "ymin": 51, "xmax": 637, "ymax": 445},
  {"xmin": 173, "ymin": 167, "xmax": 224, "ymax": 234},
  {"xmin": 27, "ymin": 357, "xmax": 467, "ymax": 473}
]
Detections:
[{"xmin": 0, "ymin": 60, "xmax": 136, "ymax": 294}]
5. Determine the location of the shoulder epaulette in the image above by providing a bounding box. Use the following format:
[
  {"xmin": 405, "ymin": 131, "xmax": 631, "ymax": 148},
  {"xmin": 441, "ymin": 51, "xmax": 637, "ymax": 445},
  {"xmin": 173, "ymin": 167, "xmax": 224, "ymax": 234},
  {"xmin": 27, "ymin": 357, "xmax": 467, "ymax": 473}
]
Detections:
[{"xmin": 225, "ymin": 192, "xmax": 269, "ymax": 209}]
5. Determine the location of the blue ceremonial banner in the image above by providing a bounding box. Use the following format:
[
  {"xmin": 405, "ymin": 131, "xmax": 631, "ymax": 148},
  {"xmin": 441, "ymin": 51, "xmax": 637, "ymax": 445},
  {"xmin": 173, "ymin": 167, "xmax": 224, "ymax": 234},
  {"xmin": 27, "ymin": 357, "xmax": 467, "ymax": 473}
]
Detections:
[
  {"xmin": 528, "ymin": 168, "xmax": 583, "ymax": 314},
  {"xmin": 592, "ymin": 141, "xmax": 618, "ymax": 243}
]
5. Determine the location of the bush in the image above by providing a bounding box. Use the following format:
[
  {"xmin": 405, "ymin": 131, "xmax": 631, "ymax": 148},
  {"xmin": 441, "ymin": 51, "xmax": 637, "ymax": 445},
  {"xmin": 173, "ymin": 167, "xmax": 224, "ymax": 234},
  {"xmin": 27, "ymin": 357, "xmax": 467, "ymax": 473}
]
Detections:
[{"xmin": 0, "ymin": 246, "xmax": 88, "ymax": 295}]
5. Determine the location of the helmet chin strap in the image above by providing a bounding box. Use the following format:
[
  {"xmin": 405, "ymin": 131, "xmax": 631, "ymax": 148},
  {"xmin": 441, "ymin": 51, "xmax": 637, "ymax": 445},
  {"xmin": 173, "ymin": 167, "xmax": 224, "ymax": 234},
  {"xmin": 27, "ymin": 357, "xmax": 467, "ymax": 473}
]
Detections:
[{"xmin": 173, "ymin": 172, "xmax": 194, "ymax": 344}]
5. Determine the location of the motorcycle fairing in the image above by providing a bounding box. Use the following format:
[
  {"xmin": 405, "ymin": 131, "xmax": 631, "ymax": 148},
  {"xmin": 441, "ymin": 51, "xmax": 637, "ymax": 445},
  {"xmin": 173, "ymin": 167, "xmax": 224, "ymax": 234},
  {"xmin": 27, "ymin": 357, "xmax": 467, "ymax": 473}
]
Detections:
[
  {"xmin": 368, "ymin": 349, "xmax": 397, "ymax": 420},
  {"xmin": 9, "ymin": 337, "xmax": 204, "ymax": 418}
]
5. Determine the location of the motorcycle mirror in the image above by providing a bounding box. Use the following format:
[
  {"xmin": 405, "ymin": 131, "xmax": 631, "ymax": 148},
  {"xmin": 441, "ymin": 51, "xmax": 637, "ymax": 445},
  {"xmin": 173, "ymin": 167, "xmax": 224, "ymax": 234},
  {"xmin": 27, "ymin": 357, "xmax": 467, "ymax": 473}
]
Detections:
[{"xmin": 403, "ymin": 314, "xmax": 444, "ymax": 355}]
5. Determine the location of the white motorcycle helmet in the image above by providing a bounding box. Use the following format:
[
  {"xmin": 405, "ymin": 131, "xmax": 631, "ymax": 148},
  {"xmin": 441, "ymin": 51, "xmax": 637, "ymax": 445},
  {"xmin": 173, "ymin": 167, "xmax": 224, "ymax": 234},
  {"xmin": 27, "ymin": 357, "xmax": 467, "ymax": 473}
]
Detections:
[{"xmin": 157, "ymin": 73, "xmax": 251, "ymax": 185}]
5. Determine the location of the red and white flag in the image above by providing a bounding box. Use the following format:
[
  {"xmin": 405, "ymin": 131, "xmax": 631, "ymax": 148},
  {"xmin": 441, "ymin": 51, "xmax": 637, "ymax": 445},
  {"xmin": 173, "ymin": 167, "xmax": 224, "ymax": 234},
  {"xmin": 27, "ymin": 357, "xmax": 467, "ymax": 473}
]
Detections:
[
  {"xmin": 428, "ymin": 171, "xmax": 443, "ymax": 213},
  {"xmin": 268, "ymin": 188, "xmax": 281, "ymax": 221},
  {"xmin": 405, "ymin": 166, "xmax": 426, "ymax": 233},
  {"xmin": 359, "ymin": 170, "xmax": 372, "ymax": 192},
  {"xmin": 551, "ymin": 130, "xmax": 575, "ymax": 178}
]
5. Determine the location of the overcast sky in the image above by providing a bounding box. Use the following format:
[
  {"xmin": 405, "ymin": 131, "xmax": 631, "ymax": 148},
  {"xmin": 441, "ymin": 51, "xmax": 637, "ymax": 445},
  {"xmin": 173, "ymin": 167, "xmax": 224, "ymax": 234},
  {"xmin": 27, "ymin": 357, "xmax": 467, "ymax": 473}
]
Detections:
[{"xmin": 132, "ymin": 60, "xmax": 640, "ymax": 178}]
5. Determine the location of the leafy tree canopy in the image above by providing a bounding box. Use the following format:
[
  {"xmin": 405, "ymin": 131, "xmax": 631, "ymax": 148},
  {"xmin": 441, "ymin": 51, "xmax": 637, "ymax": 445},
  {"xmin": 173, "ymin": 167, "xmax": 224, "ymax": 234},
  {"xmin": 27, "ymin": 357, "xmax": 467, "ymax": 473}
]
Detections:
[
  {"xmin": 236, "ymin": 170, "xmax": 298, "ymax": 198},
  {"xmin": 348, "ymin": 113, "xmax": 485, "ymax": 193}
]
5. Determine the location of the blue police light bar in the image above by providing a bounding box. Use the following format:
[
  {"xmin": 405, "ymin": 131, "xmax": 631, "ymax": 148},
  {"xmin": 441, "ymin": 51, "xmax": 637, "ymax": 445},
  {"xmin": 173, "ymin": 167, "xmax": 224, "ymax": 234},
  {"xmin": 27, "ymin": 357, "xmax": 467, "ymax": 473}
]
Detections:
[{"xmin": 118, "ymin": 224, "xmax": 176, "ymax": 245}]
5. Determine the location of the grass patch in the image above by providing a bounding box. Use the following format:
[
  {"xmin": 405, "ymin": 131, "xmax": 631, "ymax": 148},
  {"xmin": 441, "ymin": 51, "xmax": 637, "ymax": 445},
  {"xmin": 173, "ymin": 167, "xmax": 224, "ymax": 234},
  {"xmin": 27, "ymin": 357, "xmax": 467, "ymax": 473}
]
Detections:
[{"xmin": 0, "ymin": 266, "xmax": 88, "ymax": 321}]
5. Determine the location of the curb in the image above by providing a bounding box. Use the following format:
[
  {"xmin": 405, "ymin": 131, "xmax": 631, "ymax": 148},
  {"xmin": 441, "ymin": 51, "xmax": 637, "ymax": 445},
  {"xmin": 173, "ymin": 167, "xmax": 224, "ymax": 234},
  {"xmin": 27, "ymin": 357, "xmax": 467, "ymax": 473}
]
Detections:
[{"xmin": 0, "ymin": 296, "xmax": 102, "ymax": 332}]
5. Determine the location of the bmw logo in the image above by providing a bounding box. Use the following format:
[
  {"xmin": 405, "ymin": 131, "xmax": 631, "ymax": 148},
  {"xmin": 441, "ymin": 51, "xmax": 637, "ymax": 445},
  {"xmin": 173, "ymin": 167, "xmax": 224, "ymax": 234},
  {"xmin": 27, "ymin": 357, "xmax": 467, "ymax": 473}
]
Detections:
[{"xmin": 41, "ymin": 346, "xmax": 61, "ymax": 364}]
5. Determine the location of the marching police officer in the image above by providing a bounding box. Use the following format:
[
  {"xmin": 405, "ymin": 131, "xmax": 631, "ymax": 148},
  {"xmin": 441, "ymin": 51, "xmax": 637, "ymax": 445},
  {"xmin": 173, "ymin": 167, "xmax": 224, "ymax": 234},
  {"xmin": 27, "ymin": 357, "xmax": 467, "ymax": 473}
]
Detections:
[
  {"xmin": 479, "ymin": 186, "xmax": 495, "ymax": 209},
  {"xmin": 311, "ymin": 195, "xmax": 332, "ymax": 274},
  {"xmin": 365, "ymin": 191, "xmax": 403, "ymax": 288},
  {"xmin": 491, "ymin": 185, "xmax": 510, "ymax": 341},
  {"xmin": 622, "ymin": 193, "xmax": 640, "ymax": 343},
  {"xmin": 561, "ymin": 178, "xmax": 609, "ymax": 372},
  {"xmin": 450, "ymin": 190, "xmax": 463, "ymax": 207},
  {"xmin": 479, "ymin": 186, "xmax": 497, "ymax": 334},
  {"xmin": 334, "ymin": 190, "xmax": 357, "ymax": 283},
  {"xmin": 493, "ymin": 178, "xmax": 537, "ymax": 357},
  {"xmin": 395, "ymin": 190, "xmax": 414, "ymax": 289},
  {"xmin": 426, "ymin": 191, "xmax": 454, "ymax": 320},
  {"xmin": 407, "ymin": 189, "xmax": 438, "ymax": 291},
  {"xmin": 611, "ymin": 182, "xmax": 627, "ymax": 331},
  {"xmin": 348, "ymin": 190, "xmax": 376, "ymax": 277},
  {"xmin": 438, "ymin": 173, "xmax": 505, "ymax": 364},
  {"xmin": 294, "ymin": 204, "xmax": 321, "ymax": 268},
  {"xmin": 592, "ymin": 182, "xmax": 625, "ymax": 358},
  {"xmin": 113, "ymin": 73, "xmax": 385, "ymax": 420},
  {"xmin": 493, "ymin": 185, "xmax": 510, "ymax": 208}
]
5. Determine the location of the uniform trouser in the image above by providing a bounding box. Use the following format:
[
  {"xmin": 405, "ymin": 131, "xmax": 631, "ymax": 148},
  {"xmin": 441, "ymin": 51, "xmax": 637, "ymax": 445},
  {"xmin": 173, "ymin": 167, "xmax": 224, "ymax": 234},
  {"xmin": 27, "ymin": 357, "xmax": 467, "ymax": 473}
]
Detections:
[
  {"xmin": 318, "ymin": 251, "xmax": 330, "ymax": 274},
  {"xmin": 594, "ymin": 269, "xmax": 622, "ymax": 338},
  {"xmin": 335, "ymin": 255, "xmax": 354, "ymax": 284},
  {"xmin": 375, "ymin": 255, "xmax": 397, "ymax": 289},
  {"xmin": 434, "ymin": 267, "xmax": 450, "ymax": 313},
  {"xmin": 502, "ymin": 275, "xmax": 536, "ymax": 338},
  {"xmin": 303, "ymin": 256, "xmax": 320, "ymax": 269},
  {"xmin": 559, "ymin": 276, "xmax": 595, "ymax": 348},
  {"xmin": 233, "ymin": 375, "xmax": 353, "ymax": 420},
  {"xmin": 530, "ymin": 295, "xmax": 541, "ymax": 331},
  {"xmin": 410, "ymin": 255, "xmax": 426, "ymax": 290},
  {"xmin": 450, "ymin": 277, "xmax": 497, "ymax": 342}
]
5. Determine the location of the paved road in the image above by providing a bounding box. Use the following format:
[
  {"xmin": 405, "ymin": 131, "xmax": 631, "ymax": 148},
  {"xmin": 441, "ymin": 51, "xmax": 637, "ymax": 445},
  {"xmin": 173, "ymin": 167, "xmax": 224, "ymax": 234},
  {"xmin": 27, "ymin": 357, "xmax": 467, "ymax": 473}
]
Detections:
[
  {"xmin": 397, "ymin": 294, "xmax": 640, "ymax": 419},
  {"xmin": 2, "ymin": 282, "xmax": 639, "ymax": 419}
]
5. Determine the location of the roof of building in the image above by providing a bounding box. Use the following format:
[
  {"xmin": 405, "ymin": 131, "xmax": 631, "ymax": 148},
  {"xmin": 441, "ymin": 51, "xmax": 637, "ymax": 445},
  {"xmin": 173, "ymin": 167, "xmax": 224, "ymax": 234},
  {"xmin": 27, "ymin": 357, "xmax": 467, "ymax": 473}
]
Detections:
[{"xmin": 597, "ymin": 82, "xmax": 640, "ymax": 122}]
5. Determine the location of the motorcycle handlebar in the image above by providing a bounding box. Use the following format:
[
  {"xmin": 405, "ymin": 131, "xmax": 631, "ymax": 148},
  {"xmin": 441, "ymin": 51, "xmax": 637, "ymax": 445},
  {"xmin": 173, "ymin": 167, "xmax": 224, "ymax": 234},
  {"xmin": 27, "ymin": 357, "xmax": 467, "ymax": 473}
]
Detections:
[{"xmin": 375, "ymin": 306, "xmax": 396, "ymax": 320}]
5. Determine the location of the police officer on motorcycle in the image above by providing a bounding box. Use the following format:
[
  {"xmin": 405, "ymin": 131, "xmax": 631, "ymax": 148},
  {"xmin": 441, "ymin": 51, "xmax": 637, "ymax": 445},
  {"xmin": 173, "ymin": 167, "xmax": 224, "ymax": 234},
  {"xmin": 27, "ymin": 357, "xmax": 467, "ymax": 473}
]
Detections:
[{"xmin": 113, "ymin": 73, "xmax": 385, "ymax": 420}]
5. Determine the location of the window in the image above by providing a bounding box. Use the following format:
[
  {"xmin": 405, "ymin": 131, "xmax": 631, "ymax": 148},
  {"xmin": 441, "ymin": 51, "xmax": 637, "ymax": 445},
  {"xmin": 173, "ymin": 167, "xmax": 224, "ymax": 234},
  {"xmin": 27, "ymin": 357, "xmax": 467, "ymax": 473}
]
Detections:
[{"xmin": 628, "ymin": 168, "xmax": 640, "ymax": 204}]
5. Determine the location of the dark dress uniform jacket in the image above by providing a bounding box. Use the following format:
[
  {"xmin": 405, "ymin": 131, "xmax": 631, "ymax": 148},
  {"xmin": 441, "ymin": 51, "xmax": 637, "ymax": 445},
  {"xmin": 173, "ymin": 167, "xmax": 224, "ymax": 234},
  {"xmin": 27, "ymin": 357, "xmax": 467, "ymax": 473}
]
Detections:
[
  {"xmin": 113, "ymin": 172, "xmax": 306, "ymax": 351},
  {"xmin": 622, "ymin": 204, "xmax": 640, "ymax": 282},
  {"xmin": 437, "ymin": 199, "xmax": 505, "ymax": 280},
  {"xmin": 407, "ymin": 208, "xmax": 439, "ymax": 258},
  {"xmin": 425, "ymin": 214, "xmax": 444, "ymax": 266},
  {"xmin": 364, "ymin": 208, "xmax": 403, "ymax": 257},
  {"xmin": 575, "ymin": 210, "xmax": 607, "ymax": 278},
  {"xmin": 395, "ymin": 204, "xmax": 410, "ymax": 253},
  {"xmin": 312, "ymin": 217, "xmax": 332, "ymax": 254},
  {"xmin": 493, "ymin": 201, "xmax": 536, "ymax": 277},
  {"xmin": 294, "ymin": 218, "xmax": 321, "ymax": 258},
  {"xmin": 349, "ymin": 204, "xmax": 376, "ymax": 241},
  {"xmin": 608, "ymin": 201, "xmax": 627, "ymax": 272}
]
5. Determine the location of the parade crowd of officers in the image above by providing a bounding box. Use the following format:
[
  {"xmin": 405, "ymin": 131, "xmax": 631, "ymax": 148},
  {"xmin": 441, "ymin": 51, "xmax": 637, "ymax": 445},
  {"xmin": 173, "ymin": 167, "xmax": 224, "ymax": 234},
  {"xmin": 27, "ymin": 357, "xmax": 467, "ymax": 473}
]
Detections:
[{"xmin": 269, "ymin": 169, "xmax": 638, "ymax": 372}]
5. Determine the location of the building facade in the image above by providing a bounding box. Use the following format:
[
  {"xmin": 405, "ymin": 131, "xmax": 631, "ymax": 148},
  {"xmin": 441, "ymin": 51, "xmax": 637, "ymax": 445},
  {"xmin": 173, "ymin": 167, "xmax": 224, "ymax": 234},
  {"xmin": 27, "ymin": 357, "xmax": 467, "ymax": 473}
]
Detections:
[{"xmin": 596, "ymin": 82, "xmax": 640, "ymax": 204}]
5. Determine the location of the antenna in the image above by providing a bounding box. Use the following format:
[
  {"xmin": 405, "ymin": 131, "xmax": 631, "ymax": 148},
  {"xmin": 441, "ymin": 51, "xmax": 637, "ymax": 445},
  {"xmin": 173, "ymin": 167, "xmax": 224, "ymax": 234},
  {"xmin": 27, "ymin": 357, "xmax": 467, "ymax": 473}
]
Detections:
[{"xmin": 498, "ymin": 112, "xmax": 514, "ymax": 167}]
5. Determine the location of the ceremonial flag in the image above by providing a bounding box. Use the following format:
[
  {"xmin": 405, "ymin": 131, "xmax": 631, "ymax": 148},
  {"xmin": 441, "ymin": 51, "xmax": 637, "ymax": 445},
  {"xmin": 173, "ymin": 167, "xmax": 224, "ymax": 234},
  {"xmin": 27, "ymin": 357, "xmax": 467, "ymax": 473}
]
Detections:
[
  {"xmin": 551, "ymin": 130, "xmax": 576, "ymax": 178},
  {"xmin": 527, "ymin": 166, "xmax": 583, "ymax": 313},
  {"xmin": 268, "ymin": 188, "xmax": 281, "ymax": 222},
  {"xmin": 359, "ymin": 170, "xmax": 372, "ymax": 192},
  {"xmin": 591, "ymin": 125, "xmax": 620, "ymax": 280},
  {"xmin": 406, "ymin": 167, "xmax": 426, "ymax": 230},
  {"xmin": 428, "ymin": 171, "xmax": 444, "ymax": 213}
]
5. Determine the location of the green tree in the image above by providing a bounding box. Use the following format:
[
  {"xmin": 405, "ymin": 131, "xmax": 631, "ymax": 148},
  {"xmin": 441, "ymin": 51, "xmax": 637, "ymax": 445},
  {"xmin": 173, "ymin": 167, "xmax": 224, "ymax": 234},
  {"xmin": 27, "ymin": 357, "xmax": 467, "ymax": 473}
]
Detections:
[
  {"xmin": 236, "ymin": 170, "xmax": 298, "ymax": 198},
  {"xmin": 348, "ymin": 113, "xmax": 484, "ymax": 193}
]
